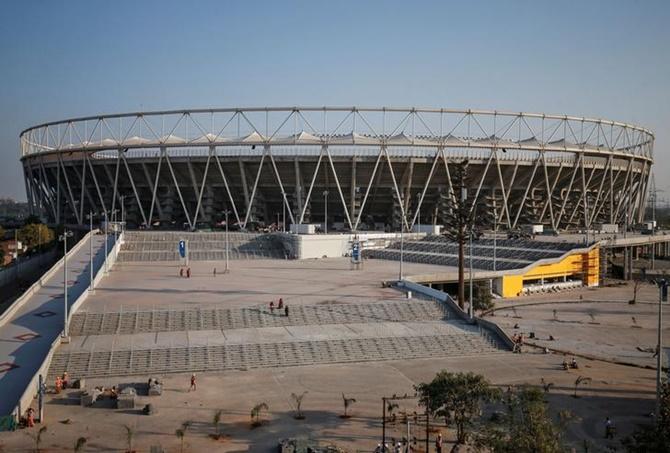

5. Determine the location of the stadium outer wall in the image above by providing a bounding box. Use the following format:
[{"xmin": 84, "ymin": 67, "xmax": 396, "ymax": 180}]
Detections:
[{"xmin": 19, "ymin": 107, "xmax": 654, "ymax": 232}]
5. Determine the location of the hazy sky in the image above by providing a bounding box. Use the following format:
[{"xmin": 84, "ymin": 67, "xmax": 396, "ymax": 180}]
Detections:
[{"xmin": 1, "ymin": 0, "xmax": 668, "ymax": 201}]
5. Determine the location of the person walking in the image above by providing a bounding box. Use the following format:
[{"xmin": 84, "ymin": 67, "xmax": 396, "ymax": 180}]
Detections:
[
  {"xmin": 270, "ymin": 301, "xmax": 275, "ymax": 315},
  {"xmin": 186, "ymin": 268, "xmax": 191, "ymax": 278},
  {"xmin": 284, "ymin": 305, "xmax": 289, "ymax": 317},
  {"xmin": 180, "ymin": 268, "xmax": 184, "ymax": 277},
  {"xmin": 189, "ymin": 373, "xmax": 196, "ymax": 392},
  {"xmin": 435, "ymin": 432, "xmax": 443, "ymax": 453}
]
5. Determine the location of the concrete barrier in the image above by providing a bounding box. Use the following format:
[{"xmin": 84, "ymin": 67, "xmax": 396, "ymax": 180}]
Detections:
[{"xmin": 396, "ymin": 279, "xmax": 514, "ymax": 350}]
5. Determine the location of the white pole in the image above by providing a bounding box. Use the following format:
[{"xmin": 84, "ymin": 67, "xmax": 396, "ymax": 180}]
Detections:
[
  {"xmin": 656, "ymin": 280, "xmax": 665, "ymax": 419},
  {"xmin": 63, "ymin": 233, "xmax": 69, "ymax": 338},
  {"xmin": 104, "ymin": 211, "xmax": 108, "ymax": 275},
  {"xmin": 469, "ymin": 229, "xmax": 474, "ymax": 318},
  {"xmin": 324, "ymin": 190, "xmax": 329, "ymax": 234},
  {"xmin": 417, "ymin": 192, "xmax": 421, "ymax": 233},
  {"xmin": 493, "ymin": 207, "xmax": 497, "ymax": 272},
  {"xmin": 652, "ymin": 187, "xmax": 656, "ymax": 270},
  {"xmin": 89, "ymin": 211, "xmax": 93, "ymax": 292},
  {"xmin": 224, "ymin": 210, "xmax": 230, "ymax": 273},
  {"xmin": 399, "ymin": 218, "xmax": 404, "ymax": 281}
]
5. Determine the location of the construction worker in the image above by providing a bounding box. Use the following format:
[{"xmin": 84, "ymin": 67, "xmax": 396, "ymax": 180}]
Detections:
[{"xmin": 26, "ymin": 408, "xmax": 35, "ymax": 427}]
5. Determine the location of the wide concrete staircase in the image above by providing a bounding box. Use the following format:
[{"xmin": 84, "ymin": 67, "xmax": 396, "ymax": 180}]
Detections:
[
  {"xmin": 118, "ymin": 231, "xmax": 289, "ymax": 262},
  {"xmin": 49, "ymin": 298, "xmax": 508, "ymax": 380},
  {"xmin": 68, "ymin": 299, "xmax": 449, "ymax": 335}
]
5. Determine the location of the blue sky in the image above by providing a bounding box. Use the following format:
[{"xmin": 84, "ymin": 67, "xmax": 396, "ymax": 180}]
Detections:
[{"xmin": 1, "ymin": 0, "xmax": 669, "ymax": 201}]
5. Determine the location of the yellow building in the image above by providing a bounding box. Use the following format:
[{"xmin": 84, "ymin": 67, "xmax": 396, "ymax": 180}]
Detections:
[{"xmin": 499, "ymin": 246, "xmax": 599, "ymax": 298}]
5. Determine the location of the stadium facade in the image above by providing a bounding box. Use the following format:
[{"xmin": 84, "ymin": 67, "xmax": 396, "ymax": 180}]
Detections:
[{"xmin": 19, "ymin": 107, "xmax": 654, "ymax": 232}]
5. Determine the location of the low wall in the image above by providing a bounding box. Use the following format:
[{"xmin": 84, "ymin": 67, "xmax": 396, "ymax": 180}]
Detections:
[
  {"xmin": 11, "ymin": 232, "xmax": 123, "ymax": 421},
  {"xmin": 396, "ymin": 279, "xmax": 514, "ymax": 350},
  {"xmin": 292, "ymin": 232, "xmax": 426, "ymax": 259}
]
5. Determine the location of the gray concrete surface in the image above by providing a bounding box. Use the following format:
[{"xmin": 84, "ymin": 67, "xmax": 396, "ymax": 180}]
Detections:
[{"xmin": 0, "ymin": 234, "xmax": 115, "ymax": 416}]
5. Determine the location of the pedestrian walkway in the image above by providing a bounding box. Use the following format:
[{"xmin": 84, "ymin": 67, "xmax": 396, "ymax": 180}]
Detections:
[{"xmin": 0, "ymin": 233, "xmax": 115, "ymax": 416}]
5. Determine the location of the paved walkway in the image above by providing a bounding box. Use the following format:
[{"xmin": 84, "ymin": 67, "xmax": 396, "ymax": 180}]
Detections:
[{"xmin": 0, "ymin": 233, "xmax": 115, "ymax": 416}]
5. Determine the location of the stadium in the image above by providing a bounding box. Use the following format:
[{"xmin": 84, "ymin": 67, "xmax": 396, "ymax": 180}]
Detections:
[
  {"xmin": 20, "ymin": 107, "xmax": 654, "ymax": 232},
  {"xmin": 5, "ymin": 107, "xmax": 669, "ymax": 452}
]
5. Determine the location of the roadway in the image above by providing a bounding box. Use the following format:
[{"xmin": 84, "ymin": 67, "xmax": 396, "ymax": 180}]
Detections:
[{"xmin": 0, "ymin": 233, "xmax": 115, "ymax": 417}]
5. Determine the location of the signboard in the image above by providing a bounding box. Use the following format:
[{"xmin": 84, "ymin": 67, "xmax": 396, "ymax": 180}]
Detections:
[
  {"xmin": 351, "ymin": 241, "xmax": 361, "ymax": 263},
  {"xmin": 178, "ymin": 240, "xmax": 186, "ymax": 259}
]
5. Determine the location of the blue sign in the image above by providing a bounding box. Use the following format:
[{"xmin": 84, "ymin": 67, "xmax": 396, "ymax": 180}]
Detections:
[
  {"xmin": 178, "ymin": 240, "xmax": 186, "ymax": 258},
  {"xmin": 352, "ymin": 242, "xmax": 360, "ymax": 262}
]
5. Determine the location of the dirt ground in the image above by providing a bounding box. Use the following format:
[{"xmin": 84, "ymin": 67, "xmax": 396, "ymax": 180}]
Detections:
[
  {"xmin": 0, "ymin": 349, "xmax": 659, "ymax": 452},
  {"xmin": 1, "ymin": 261, "xmax": 666, "ymax": 452}
]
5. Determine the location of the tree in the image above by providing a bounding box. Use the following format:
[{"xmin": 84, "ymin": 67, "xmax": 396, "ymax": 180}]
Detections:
[
  {"xmin": 73, "ymin": 437, "xmax": 87, "ymax": 453},
  {"xmin": 630, "ymin": 278, "xmax": 643, "ymax": 304},
  {"xmin": 440, "ymin": 160, "xmax": 471, "ymax": 309},
  {"xmin": 291, "ymin": 391, "xmax": 308, "ymax": 419},
  {"xmin": 123, "ymin": 424, "xmax": 135, "ymax": 453},
  {"xmin": 26, "ymin": 425, "xmax": 47, "ymax": 453},
  {"xmin": 415, "ymin": 371, "xmax": 500, "ymax": 445},
  {"xmin": 386, "ymin": 401, "xmax": 400, "ymax": 422},
  {"xmin": 341, "ymin": 394, "xmax": 357, "ymax": 418},
  {"xmin": 212, "ymin": 409, "xmax": 223, "ymax": 438},
  {"xmin": 18, "ymin": 223, "xmax": 55, "ymax": 252},
  {"xmin": 250, "ymin": 403, "xmax": 268, "ymax": 427},
  {"xmin": 471, "ymin": 281, "xmax": 494, "ymax": 311},
  {"xmin": 623, "ymin": 381, "xmax": 670, "ymax": 452},
  {"xmin": 175, "ymin": 421, "xmax": 191, "ymax": 453},
  {"xmin": 475, "ymin": 386, "xmax": 572, "ymax": 453}
]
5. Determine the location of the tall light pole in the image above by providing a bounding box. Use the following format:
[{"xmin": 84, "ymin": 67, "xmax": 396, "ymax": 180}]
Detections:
[
  {"xmin": 656, "ymin": 279, "xmax": 667, "ymax": 419},
  {"xmin": 86, "ymin": 211, "xmax": 96, "ymax": 292},
  {"xmin": 624, "ymin": 211, "xmax": 628, "ymax": 239},
  {"xmin": 103, "ymin": 210, "xmax": 109, "ymax": 275},
  {"xmin": 416, "ymin": 192, "xmax": 421, "ymax": 232},
  {"xmin": 120, "ymin": 195, "xmax": 126, "ymax": 233},
  {"xmin": 323, "ymin": 190, "xmax": 329, "ymax": 234},
  {"xmin": 59, "ymin": 230, "xmax": 73, "ymax": 340},
  {"xmin": 399, "ymin": 214, "xmax": 405, "ymax": 281},
  {"xmin": 223, "ymin": 210, "xmax": 231, "ymax": 273},
  {"xmin": 112, "ymin": 209, "xmax": 119, "ymax": 243},
  {"xmin": 469, "ymin": 227, "xmax": 474, "ymax": 318},
  {"xmin": 493, "ymin": 205, "xmax": 497, "ymax": 272}
]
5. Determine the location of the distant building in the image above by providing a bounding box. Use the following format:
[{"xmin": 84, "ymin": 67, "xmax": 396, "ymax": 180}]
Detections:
[{"xmin": 0, "ymin": 198, "xmax": 30, "ymax": 224}]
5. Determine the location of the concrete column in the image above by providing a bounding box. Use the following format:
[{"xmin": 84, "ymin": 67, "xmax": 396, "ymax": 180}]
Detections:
[{"xmin": 623, "ymin": 247, "xmax": 629, "ymax": 280}]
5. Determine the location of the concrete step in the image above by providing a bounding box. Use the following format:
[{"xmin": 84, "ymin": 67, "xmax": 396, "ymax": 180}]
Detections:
[
  {"xmin": 48, "ymin": 333, "xmax": 505, "ymax": 379},
  {"xmin": 69, "ymin": 299, "xmax": 451, "ymax": 336}
]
